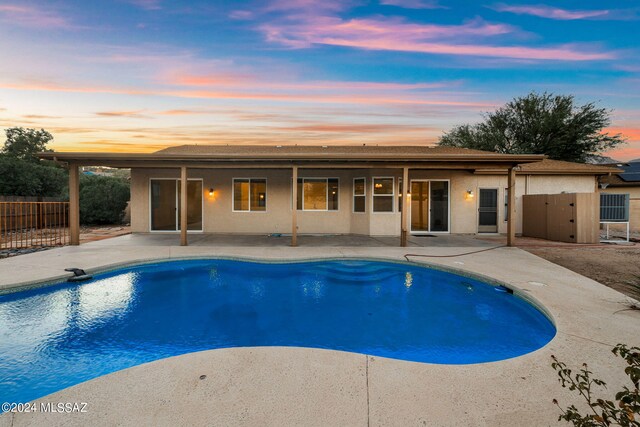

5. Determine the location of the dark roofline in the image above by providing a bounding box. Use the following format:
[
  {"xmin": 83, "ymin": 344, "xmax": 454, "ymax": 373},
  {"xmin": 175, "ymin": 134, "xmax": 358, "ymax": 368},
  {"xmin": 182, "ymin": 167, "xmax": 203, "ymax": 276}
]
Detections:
[{"xmin": 38, "ymin": 147, "xmax": 546, "ymax": 168}]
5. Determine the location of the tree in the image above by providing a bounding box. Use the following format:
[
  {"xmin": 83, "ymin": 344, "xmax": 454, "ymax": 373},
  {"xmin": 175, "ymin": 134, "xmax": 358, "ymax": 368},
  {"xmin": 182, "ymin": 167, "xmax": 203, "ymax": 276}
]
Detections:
[
  {"xmin": 0, "ymin": 156, "xmax": 67, "ymax": 197},
  {"xmin": 0, "ymin": 127, "xmax": 66, "ymax": 197},
  {"xmin": 438, "ymin": 92, "xmax": 626, "ymax": 163},
  {"xmin": 1, "ymin": 127, "xmax": 53, "ymax": 161},
  {"xmin": 79, "ymin": 175, "xmax": 130, "ymax": 225}
]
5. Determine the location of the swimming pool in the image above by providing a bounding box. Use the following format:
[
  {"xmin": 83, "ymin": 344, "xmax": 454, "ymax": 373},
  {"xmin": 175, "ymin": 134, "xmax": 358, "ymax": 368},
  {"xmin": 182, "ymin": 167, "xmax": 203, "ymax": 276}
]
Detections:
[{"xmin": 0, "ymin": 258, "xmax": 555, "ymax": 405}]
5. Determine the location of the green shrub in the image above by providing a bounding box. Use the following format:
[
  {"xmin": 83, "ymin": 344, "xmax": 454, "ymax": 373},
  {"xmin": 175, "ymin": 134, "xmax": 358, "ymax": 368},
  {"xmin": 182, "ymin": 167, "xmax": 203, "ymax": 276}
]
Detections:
[
  {"xmin": 552, "ymin": 344, "xmax": 640, "ymax": 426},
  {"xmin": 79, "ymin": 175, "xmax": 130, "ymax": 225},
  {"xmin": 0, "ymin": 155, "xmax": 67, "ymax": 197}
]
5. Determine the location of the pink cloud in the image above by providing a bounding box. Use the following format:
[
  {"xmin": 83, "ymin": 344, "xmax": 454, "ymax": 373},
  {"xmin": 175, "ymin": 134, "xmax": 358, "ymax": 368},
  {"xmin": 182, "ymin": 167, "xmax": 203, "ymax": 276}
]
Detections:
[
  {"xmin": 165, "ymin": 72, "xmax": 454, "ymax": 91},
  {"xmin": 606, "ymin": 147, "xmax": 640, "ymax": 162},
  {"xmin": 606, "ymin": 127, "xmax": 640, "ymax": 141},
  {"xmin": 0, "ymin": 4, "xmax": 75, "ymax": 29},
  {"xmin": 229, "ymin": 10, "xmax": 254, "ymax": 20},
  {"xmin": 380, "ymin": 0, "xmax": 444, "ymax": 10},
  {"xmin": 0, "ymin": 79, "xmax": 493, "ymax": 108},
  {"xmin": 128, "ymin": 0, "xmax": 162, "ymax": 11},
  {"xmin": 605, "ymin": 127, "xmax": 640, "ymax": 161},
  {"xmin": 491, "ymin": 4, "xmax": 609, "ymax": 20},
  {"xmin": 167, "ymin": 73, "xmax": 255, "ymax": 86},
  {"xmin": 272, "ymin": 123, "xmax": 437, "ymax": 133},
  {"xmin": 264, "ymin": 0, "xmax": 350, "ymax": 13},
  {"xmin": 261, "ymin": 15, "xmax": 613, "ymax": 61},
  {"xmin": 95, "ymin": 110, "xmax": 150, "ymax": 119}
]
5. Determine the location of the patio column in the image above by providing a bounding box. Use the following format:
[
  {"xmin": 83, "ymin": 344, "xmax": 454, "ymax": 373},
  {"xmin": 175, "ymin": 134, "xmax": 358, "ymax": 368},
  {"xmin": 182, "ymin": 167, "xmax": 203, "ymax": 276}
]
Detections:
[
  {"xmin": 180, "ymin": 166, "xmax": 188, "ymax": 246},
  {"xmin": 400, "ymin": 166, "xmax": 409, "ymax": 247},
  {"xmin": 291, "ymin": 165, "xmax": 298, "ymax": 247},
  {"xmin": 507, "ymin": 166, "xmax": 516, "ymax": 247},
  {"xmin": 69, "ymin": 162, "xmax": 80, "ymax": 246}
]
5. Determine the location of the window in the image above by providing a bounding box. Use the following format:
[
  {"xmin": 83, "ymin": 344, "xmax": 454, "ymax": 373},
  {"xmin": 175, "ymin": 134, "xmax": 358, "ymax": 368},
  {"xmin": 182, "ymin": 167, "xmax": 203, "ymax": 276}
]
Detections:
[
  {"xmin": 353, "ymin": 178, "xmax": 365, "ymax": 213},
  {"xmin": 233, "ymin": 178, "xmax": 267, "ymax": 212},
  {"xmin": 373, "ymin": 177, "xmax": 394, "ymax": 212},
  {"xmin": 296, "ymin": 178, "xmax": 339, "ymax": 211}
]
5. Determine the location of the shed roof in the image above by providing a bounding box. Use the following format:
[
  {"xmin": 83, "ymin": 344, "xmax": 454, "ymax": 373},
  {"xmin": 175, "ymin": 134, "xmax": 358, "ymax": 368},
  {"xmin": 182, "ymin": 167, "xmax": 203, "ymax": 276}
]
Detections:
[{"xmin": 474, "ymin": 158, "xmax": 621, "ymax": 175}]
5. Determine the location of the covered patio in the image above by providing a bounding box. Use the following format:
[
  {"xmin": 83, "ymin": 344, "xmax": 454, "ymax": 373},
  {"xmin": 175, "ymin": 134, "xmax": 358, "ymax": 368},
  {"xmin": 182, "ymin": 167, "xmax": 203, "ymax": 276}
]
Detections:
[{"xmin": 39, "ymin": 146, "xmax": 545, "ymax": 249}]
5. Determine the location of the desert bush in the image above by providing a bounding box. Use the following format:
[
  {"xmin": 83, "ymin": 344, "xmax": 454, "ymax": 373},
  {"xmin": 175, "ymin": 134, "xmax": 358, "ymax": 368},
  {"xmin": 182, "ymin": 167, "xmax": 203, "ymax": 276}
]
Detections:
[{"xmin": 551, "ymin": 344, "xmax": 640, "ymax": 426}]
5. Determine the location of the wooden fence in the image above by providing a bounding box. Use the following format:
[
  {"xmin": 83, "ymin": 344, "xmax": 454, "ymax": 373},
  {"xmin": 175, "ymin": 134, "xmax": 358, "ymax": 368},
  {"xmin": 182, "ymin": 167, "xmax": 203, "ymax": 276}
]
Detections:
[{"xmin": 0, "ymin": 202, "xmax": 70, "ymax": 250}]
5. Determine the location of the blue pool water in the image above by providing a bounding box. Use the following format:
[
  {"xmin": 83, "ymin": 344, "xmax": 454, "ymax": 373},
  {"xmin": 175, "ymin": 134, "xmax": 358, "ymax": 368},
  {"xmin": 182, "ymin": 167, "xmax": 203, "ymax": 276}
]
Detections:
[{"xmin": 0, "ymin": 259, "xmax": 555, "ymax": 405}]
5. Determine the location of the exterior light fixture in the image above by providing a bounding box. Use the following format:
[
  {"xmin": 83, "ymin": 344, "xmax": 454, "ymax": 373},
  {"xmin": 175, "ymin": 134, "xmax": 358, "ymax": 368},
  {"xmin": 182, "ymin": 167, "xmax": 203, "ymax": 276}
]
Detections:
[
  {"xmin": 209, "ymin": 188, "xmax": 214, "ymax": 196},
  {"xmin": 465, "ymin": 190, "xmax": 474, "ymax": 200}
]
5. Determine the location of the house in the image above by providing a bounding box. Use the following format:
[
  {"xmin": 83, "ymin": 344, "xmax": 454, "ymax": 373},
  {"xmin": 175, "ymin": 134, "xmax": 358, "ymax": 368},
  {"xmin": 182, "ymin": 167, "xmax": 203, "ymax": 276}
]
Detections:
[
  {"xmin": 599, "ymin": 160, "xmax": 640, "ymax": 233},
  {"xmin": 39, "ymin": 145, "xmax": 620, "ymax": 247}
]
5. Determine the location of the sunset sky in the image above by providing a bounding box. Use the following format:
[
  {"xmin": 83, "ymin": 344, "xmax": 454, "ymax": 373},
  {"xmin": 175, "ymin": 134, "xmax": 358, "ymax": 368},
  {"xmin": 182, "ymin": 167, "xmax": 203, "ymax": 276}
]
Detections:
[{"xmin": 0, "ymin": 0, "xmax": 638, "ymax": 160}]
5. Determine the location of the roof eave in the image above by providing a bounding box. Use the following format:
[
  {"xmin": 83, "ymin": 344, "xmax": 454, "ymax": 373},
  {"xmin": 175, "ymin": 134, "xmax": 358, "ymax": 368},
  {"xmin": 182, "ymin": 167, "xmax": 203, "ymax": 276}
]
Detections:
[{"xmin": 37, "ymin": 151, "xmax": 546, "ymax": 164}]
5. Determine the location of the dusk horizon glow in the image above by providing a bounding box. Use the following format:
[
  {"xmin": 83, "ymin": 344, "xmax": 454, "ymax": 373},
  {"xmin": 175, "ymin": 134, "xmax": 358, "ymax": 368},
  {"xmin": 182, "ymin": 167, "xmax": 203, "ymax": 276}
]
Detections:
[{"xmin": 0, "ymin": 0, "xmax": 638, "ymax": 160}]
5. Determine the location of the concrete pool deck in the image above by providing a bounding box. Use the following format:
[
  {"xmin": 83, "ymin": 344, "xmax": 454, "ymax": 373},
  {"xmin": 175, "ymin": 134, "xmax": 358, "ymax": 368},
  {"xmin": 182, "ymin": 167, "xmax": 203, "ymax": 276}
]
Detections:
[{"xmin": 1, "ymin": 235, "xmax": 639, "ymax": 426}]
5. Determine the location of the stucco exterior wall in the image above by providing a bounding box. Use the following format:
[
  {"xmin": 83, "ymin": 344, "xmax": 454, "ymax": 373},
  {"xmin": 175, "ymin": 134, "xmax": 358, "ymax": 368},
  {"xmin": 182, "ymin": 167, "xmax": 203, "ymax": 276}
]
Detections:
[{"xmin": 130, "ymin": 168, "xmax": 599, "ymax": 237}]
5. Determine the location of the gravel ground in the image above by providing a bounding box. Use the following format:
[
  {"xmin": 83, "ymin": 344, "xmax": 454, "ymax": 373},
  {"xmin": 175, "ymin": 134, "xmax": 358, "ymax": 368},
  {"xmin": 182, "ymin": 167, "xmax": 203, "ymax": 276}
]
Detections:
[{"xmin": 525, "ymin": 245, "xmax": 640, "ymax": 301}]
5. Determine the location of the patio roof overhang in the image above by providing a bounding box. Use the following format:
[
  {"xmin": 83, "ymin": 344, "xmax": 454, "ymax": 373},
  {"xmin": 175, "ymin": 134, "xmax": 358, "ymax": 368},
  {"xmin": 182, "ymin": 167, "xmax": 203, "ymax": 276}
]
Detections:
[{"xmin": 38, "ymin": 151, "xmax": 546, "ymax": 170}]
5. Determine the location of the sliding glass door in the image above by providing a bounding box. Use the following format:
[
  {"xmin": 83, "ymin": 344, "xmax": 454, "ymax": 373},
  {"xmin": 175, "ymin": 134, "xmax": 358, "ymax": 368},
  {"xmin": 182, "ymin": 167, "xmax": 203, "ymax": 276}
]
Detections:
[
  {"xmin": 150, "ymin": 179, "xmax": 203, "ymax": 231},
  {"xmin": 410, "ymin": 181, "xmax": 429, "ymax": 232},
  {"xmin": 410, "ymin": 180, "xmax": 449, "ymax": 233},
  {"xmin": 429, "ymin": 181, "xmax": 449, "ymax": 232}
]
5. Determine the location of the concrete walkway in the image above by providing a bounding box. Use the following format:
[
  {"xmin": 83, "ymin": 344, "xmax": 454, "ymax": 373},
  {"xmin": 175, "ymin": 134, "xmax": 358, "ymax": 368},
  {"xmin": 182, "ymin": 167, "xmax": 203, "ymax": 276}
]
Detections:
[{"xmin": 1, "ymin": 235, "xmax": 639, "ymax": 426}]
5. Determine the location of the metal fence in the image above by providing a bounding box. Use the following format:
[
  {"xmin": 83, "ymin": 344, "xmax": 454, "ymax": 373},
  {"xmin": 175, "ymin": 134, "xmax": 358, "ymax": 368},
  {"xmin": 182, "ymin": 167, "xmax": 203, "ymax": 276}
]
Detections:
[{"xmin": 0, "ymin": 202, "xmax": 70, "ymax": 250}]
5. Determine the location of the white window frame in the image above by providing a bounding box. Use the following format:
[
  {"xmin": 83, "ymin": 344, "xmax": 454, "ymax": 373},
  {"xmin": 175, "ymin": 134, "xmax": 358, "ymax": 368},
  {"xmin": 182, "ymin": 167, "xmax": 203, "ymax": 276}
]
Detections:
[
  {"xmin": 352, "ymin": 177, "xmax": 366, "ymax": 214},
  {"xmin": 148, "ymin": 177, "xmax": 204, "ymax": 232},
  {"xmin": 372, "ymin": 177, "xmax": 395, "ymax": 213},
  {"xmin": 232, "ymin": 178, "xmax": 268, "ymax": 213},
  {"xmin": 295, "ymin": 177, "xmax": 340, "ymax": 211}
]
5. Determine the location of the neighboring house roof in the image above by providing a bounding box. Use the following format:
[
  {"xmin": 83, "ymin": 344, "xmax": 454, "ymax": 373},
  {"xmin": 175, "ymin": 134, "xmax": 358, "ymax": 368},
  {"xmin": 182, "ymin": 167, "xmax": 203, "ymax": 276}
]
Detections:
[
  {"xmin": 619, "ymin": 161, "xmax": 640, "ymax": 182},
  {"xmin": 475, "ymin": 158, "xmax": 621, "ymax": 176},
  {"xmin": 600, "ymin": 161, "xmax": 640, "ymax": 187}
]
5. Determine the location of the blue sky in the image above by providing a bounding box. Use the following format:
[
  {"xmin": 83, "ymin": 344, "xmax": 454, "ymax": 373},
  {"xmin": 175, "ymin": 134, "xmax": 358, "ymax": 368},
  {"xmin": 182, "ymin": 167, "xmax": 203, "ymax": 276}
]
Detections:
[{"xmin": 0, "ymin": 0, "xmax": 638, "ymax": 159}]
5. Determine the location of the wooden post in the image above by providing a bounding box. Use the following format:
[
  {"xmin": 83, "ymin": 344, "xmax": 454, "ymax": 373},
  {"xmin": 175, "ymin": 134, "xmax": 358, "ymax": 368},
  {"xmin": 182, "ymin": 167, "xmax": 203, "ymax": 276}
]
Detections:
[
  {"xmin": 180, "ymin": 166, "xmax": 188, "ymax": 246},
  {"xmin": 69, "ymin": 163, "xmax": 80, "ymax": 245},
  {"xmin": 291, "ymin": 165, "xmax": 298, "ymax": 247},
  {"xmin": 400, "ymin": 167, "xmax": 409, "ymax": 247},
  {"xmin": 507, "ymin": 166, "xmax": 517, "ymax": 247}
]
